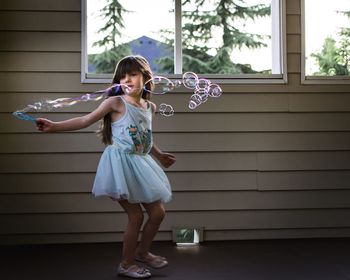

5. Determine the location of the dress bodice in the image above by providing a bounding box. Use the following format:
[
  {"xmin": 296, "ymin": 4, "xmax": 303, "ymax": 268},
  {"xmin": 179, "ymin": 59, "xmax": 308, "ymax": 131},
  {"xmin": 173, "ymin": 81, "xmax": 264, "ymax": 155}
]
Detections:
[{"xmin": 111, "ymin": 96, "xmax": 153, "ymax": 154}]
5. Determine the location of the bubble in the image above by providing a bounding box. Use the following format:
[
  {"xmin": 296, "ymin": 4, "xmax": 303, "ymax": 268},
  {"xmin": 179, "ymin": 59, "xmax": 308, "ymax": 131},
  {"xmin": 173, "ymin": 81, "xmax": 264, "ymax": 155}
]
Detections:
[
  {"xmin": 46, "ymin": 97, "xmax": 70, "ymax": 105},
  {"xmin": 13, "ymin": 73, "xmax": 223, "ymax": 123},
  {"xmin": 182, "ymin": 72, "xmax": 199, "ymax": 89},
  {"xmin": 200, "ymin": 93, "xmax": 209, "ymax": 103},
  {"xmin": 123, "ymin": 85, "xmax": 131, "ymax": 95},
  {"xmin": 28, "ymin": 104, "xmax": 38, "ymax": 110},
  {"xmin": 52, "ymin": 103, "xmax": 63, "ymax": 108},
  {"xmin": 34, "ymin": 102, "xmax": 42, "ymax": 109},
  {"xmin": 40, "ymin": 100, "xmax": 53, "ymax": 111},
  {"xmin": 159, "ymin": 103, "xmax": 167, "ymax": 112},
  {"xmin": 159, "ymin": 103, "xmax": 174, "ymax": 117},
  {"xmin": 106, "ymin": 84, "xmax": 123, "ymax": 96},
  {"xmin": 81, "ymin": 94, "xmax": 91, "ymax": 101},
  {"xmin": 174, "ymin": 80, "xmax": 182, "ymax": 88},
  {"xmin": 196, "ymin": 78, "xmax": 211, "ymax": 91},
  {"xmin": 153, "ymin": 76, "xmax": 162, "ymax": 83},
  {"xmin": 93, "ymin": 94, "xmax": 105, "ymax": 101},
  {"xmin": 188, "ymin": 94, "xmax": 202, "ymax": 110},
  {"xmin": 144, "ymin": 76, "xmax": 174, "ymax": 94},
  {"xmin": 207, "ymin": 84, "xmax": 222, "ymax": 97},
  {"xmin": 194, "ymin": 87, "xmax": 207, "ymax": 95}
]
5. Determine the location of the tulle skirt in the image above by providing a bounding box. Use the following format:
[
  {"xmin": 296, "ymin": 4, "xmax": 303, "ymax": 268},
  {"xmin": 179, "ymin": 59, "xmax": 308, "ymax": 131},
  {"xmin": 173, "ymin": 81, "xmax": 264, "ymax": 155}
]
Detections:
[{"xmin": 92, "ymin": 145, "xmax": 172, "ymax": 204}]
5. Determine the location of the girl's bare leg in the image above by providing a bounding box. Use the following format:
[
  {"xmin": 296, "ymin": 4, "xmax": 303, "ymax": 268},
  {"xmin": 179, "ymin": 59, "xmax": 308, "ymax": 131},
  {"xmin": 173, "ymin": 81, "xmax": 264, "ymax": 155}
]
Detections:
[
  {"xmin": 118, "ymin": 200, "xmax": 144, "ymax": 267},
  {"xmin": 136, "ymin": 200, "xmax": 165, "ymax": 258}
]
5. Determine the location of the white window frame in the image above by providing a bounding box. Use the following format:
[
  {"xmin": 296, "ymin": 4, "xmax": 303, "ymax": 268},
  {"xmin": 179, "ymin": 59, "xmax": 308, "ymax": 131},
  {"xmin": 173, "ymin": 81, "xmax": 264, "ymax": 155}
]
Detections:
[
  {"xmin": 301, "ymin": 0, "xmax": 350, "ymax": 84},
  {"xmin": 81, "ymin": 0, "xmax": 287, "ymax": 84}
]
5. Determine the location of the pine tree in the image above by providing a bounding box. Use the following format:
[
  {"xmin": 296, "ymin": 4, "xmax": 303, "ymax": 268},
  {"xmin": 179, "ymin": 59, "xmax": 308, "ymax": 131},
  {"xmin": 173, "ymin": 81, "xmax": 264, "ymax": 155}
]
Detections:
[
  {"xmin": 336, "ymin": 11, "xmax": 350, "ymax": 74},
  {"xmin": 88, "ymin": 0, "xmax": 131, "ymax": 74},
  {"xmin": 158, "ymin": 0, "xmax": 271, "ymax": 74},
  {"xmin": 311, "ymin": 10, "xmax": 350, "ymax": 76},
  {"xmin": 311, "ymin": 37, "xmax": 348, "ymax": 75}
]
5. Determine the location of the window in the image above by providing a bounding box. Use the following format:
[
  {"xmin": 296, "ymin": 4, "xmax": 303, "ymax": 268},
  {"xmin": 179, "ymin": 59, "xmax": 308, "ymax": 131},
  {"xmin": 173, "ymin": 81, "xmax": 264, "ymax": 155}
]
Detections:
[
  {"xmin": 302, "ymin": 0, "xmax": 350, "ymax": 84},
  {"xmin": 81, "ymin": 0, "xmax": 286, "ymax": 83}
]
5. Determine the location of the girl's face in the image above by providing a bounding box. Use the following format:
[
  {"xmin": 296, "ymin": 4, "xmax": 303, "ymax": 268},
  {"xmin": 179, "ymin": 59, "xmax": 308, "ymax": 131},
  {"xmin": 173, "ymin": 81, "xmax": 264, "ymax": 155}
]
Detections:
[{"xmin": 119, "ymin": 71, "xmax": 144, "ymax": 96}]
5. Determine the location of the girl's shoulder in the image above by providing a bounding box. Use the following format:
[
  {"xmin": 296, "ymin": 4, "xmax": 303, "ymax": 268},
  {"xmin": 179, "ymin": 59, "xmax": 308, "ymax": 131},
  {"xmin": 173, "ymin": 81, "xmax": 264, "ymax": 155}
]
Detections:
[{"xmin": 107, "ymin": 95, "xmax": 125, "ymax": 111}]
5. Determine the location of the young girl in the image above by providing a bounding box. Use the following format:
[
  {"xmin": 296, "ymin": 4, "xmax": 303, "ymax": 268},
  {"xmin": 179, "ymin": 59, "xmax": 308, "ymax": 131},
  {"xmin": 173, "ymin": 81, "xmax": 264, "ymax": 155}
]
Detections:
[{"xmin": 36, "ymin": 55, "xmax": 176, "ymax": 279}]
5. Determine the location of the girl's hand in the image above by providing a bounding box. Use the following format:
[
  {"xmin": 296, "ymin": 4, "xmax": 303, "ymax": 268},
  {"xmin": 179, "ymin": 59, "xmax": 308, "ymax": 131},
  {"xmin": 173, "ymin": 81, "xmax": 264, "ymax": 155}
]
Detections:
[
  {"xmin": 158, "ymin": 152, "xmax": 176, "ymax": 168},
  {"xmin": 36, "ymin": 118, "xmax": 56, "ymax": 132}
]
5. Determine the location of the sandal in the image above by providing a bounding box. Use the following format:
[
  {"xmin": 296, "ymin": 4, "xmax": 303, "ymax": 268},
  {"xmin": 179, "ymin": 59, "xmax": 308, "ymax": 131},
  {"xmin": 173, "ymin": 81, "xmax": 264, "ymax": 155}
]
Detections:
[
  {"xmin": 117, "ymin": 264, "xmax": 151, "ymax": 278},
  {"xmin": 135, "ymin": 253, "xmax": 168, "ymax": 269}
]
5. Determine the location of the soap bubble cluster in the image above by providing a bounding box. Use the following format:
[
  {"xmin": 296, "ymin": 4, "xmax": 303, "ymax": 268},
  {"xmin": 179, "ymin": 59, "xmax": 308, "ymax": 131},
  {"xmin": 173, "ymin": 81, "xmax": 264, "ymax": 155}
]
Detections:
[
  {"xmin": 145, "ymin": 72, "xmax": 222, "ymax": 111},
  {"xmin": 13, "ymin": 72, "xmax": 223, "ymax": 122},
  {"xmin": 12, "ymin": 84, "xmax": 126, "ymax": 122},
  {"xmin": 183, "ymin": 72, "xmax": 222, "ymax": 110},
  {"xmin": 158, "ymin": 103, "xmax": 174, "ymax": 117}
]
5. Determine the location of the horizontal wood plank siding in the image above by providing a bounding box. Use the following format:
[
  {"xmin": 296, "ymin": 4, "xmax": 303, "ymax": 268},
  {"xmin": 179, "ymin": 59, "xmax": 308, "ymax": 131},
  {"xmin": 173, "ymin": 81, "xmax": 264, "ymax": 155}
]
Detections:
[
  {"xmin": 3, "ymin": 132, "xmax": 350, "ymax": 153},
  {"xmin": 2, "ymin": 210, "xmax": 350, "ymax": 234},
  {"xmin": 0, "ymin": 171, "xmax": 258, "ymax": 193},
  {"xmin": 2, "ymin": 72, "xmax": 350, "ymax": 92},
  {"xmin": 0, "ymin": 11, "xmax": 81, "ymax": 31},
  {"xmin": 0, "ymin": 52, "xmax": 81, "ymax": 72},
  {"xmin": 3, "ymin": 113, "xmax": 350, "ymax": 133},
  {"xmin": 0, "ymin": 152, "xmax": 258, "ymax": 172},
  {"xmin": 3, "ymin": 92, "xmax": 350, "ymax": 112},
  {"xmin": 2, "ymin": 190, "xmax": 350, "ymax": 213},
  {"xmin": 0, "ymin": 0, "xmax": 80, "ymax": 11},
  {"xmin": 4, "ymin": 227, "xmax": 350, "ymax": 245},
  {"xmin": 1, "ymin": 0, "xmax": 350, "ymax": 245}
]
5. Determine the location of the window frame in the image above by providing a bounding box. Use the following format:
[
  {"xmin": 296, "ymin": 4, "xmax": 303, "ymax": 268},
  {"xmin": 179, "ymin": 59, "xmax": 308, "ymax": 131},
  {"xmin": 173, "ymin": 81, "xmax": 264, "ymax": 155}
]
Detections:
[
  {"xmin": 301, "ymin": 0, "xmax": 350, "ymax": 84},
  {"xmin": 81, "ymin": 0, "xmax": 287, "ymax": 84}
]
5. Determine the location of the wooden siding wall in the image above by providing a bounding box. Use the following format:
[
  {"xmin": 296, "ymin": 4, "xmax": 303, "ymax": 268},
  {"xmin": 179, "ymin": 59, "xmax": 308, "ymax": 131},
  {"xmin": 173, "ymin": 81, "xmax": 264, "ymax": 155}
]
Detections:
[{"xmin": 1, "ymin": 0, "xmax": 350, "ymax": 245}]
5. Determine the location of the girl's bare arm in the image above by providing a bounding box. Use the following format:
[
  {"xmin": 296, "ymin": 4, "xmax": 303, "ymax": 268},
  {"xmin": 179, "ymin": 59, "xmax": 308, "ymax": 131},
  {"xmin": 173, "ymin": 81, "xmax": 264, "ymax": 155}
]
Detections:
[
  {"xmin": 36, "ymin": 96, "xmax": 122, "ymax": 132},
  {"xmin": 150, "ymin": 144, "xmax": 176, "ymax": 168},
  {"xmin": 149, "ymin": 101, "xmax": 176, "ymax": 168}
]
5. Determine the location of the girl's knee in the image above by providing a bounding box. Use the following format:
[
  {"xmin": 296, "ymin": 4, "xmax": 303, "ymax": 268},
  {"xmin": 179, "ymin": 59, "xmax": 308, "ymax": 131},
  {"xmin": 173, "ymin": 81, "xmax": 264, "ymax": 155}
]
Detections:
[
  {"xmin": 128, "ymin": 210, "xmax": 144, "ymax": 225},
  {"xmin": 119, "ymin": 200, "xmax": 144, "ymax": 226},
  {"xmin": 149, "ymin": 207, "xmax": 166, "ymax": 223}
]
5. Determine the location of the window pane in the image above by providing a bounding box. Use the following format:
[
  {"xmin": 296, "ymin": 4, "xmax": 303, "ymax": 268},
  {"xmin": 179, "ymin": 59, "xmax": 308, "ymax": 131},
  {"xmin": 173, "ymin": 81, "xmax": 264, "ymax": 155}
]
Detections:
[
  {"xmin": 181, "ymin": 0, "xmax": 273, "ymax": 75},
  {"xmin": 87, "ymin": 0, "xmax": 174, "ymax": 74},
  {"xmin": 84, "ymin": 0, "xmax": 283, "ymax": 78},
  {"xmin": 305, "ymin": 0, "xmax": 350, "ymax": 76}
]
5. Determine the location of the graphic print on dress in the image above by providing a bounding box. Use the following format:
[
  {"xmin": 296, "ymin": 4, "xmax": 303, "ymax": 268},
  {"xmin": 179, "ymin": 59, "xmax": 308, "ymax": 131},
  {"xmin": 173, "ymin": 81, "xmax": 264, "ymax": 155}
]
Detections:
[{"xmin": 127, "ymin": 124, "xmax": 152, "ymax": 153}]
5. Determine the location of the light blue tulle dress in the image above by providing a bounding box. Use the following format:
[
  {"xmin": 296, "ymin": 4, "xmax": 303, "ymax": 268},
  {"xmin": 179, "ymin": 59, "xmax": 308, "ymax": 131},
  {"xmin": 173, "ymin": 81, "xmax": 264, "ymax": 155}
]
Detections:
[{"xmin": 92, "ymin": 96, "xmax": 172, "ymax": 203}]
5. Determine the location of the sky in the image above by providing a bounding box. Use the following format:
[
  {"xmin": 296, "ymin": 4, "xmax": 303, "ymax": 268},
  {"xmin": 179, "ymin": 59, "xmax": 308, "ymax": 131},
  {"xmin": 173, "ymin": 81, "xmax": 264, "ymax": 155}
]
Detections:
[{"xmin": 87, "ymin": 0, "xmax": 350, "ymax": 73}]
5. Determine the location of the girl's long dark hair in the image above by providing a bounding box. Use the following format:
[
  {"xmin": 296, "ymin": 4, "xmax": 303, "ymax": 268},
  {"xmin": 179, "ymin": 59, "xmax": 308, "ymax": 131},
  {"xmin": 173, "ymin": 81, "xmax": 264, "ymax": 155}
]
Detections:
[{"xmin": 98, "ymin": 55, "xmax": 154, "ymax": 145}]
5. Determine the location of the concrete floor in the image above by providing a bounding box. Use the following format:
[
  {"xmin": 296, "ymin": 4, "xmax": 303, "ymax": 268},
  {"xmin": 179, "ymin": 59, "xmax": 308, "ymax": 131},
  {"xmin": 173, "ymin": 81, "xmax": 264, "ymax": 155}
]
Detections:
[{"xmin": 1, "ymin": 238, "xmax": 350, "ymax": 280}]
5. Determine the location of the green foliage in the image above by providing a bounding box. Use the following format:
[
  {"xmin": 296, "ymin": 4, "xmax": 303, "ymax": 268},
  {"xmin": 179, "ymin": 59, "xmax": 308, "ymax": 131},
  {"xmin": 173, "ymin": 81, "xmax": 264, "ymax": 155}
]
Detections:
[
  {"xmin": 311, "ymin": 38, "xmax": 348, "ymax": 76},
  {"xmin": 91, "ymin": 0, "xmax": 271, "ymax": 74},
  {"xmin": 157, "ymin": 44, "xmax": 259, "ymax": 74},
  {"xmin": 182, "ymin": 0, "xmax": 270, "ymax": 49},
  {"xmin": 311, "ymin": 9, "xmax": 350, "ymax": 76},
  {"xmin": 90, "ymin": 0, "xmax": 131, "ymax": 73},
  {"xmin": 89, "ymin": 46, "xmax": 132, "ymax": 74},
  {"xmin": 159, "ymin": 0, "xmax": 271, "ymax": 74},
  {"xmin": 187, "ymin": 47, "xmax": 258, "ymax": 74},
  {"xmin": 93, "ymin": 0, "xmax": 128, "ymax": 49},
  {"xmin": 337, "ymin": 27, "xmax": 350, "ymax": 70}
]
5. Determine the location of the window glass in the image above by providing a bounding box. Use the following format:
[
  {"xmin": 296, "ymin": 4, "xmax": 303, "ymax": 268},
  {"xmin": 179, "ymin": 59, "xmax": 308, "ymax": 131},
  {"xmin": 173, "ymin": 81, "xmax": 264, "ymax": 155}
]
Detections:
[
  {"xmin": 87, "ymin": 0, "xmax": 174, "ymax": 74},
  {"xmin": 304, "ymin": 0, "xmax": 350, "ymax": 77},
  {"xmin": 181, "ymin": 0, "xmax": 273, "ymax": 74},
  {"xmin": 83, "ymin": 0, "xmax": 284, "ymax": 80}
]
